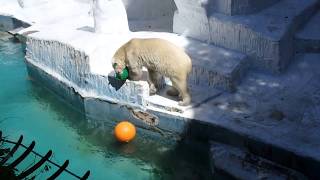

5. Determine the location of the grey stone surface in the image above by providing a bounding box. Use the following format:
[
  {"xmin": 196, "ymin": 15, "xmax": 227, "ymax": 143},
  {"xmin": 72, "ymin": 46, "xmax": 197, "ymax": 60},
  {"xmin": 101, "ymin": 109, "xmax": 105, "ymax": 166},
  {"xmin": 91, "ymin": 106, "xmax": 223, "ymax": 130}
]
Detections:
[
  {"xmin": 122, "ymin": 0, "xmax": 175, "ymax": 21},
  {"xmin": 122, "ymin": 0, "xmax": 175, "ymax": 32},
  {"xmin": 189, "ymin": 53, "xmax": 320, "ymax": 179},
  {"xmin": 173, "ymin": 0, "xmax": 319, "ymax": 73},
  {"xmin": 210, "ymin": 142, "xmax": 308, "ymax": 180},
  {"xmin": 173, "ymin": 5, "xmax": 211, "ymax": 42},
  {"xmin": 208, "ymin": 0, "xmax": 319, "ymax": 73},
  {"xmin": 295, "ymin": 10, "xmax": 320, "ymax": 53},
  {"xmin": 207, "ymin": 0, "xmax": 280, "ymax": 16},
  {"xmin": 185, "ymin": 38, "xmax": 248, "ymax": 92}
]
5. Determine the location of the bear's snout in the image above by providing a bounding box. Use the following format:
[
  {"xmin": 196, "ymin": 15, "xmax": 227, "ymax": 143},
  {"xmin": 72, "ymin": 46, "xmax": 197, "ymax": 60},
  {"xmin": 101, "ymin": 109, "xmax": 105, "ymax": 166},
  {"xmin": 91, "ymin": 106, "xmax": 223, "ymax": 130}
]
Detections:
[
  {"xmin": 115, "ymin": 67, "xmax": 123, "ymax": 73},
  {"xmin": 113, "ymin": 63, "xmax": 124, "ymax": 73}
]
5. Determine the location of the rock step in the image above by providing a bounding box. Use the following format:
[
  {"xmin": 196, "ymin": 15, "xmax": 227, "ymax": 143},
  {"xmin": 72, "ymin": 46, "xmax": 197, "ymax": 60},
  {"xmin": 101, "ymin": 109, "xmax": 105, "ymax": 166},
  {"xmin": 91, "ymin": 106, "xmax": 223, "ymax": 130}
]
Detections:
[
  {"xmin": 185, "ymin": 38, "xmax": 248, "ymax": 92},
  {"xmin": 174, "ymin": 0, "xmax": 319, "ymax": 73},
  {"xmin": 295, "ymin": 10, "xmax": 320, "ymax": 53},
  {"xmin": 208, "ymin": 0, "xmax": 319, "ymax": 73},
  {"xmin": 210, "ymin": 142, "xmax": 308, "ymax": 180}
]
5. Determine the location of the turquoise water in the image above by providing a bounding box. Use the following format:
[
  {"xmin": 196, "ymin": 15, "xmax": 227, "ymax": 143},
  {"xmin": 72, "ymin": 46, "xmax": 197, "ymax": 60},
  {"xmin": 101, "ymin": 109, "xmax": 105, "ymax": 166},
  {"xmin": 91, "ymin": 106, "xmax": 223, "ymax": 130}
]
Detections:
[{"xmin": 0, "ymin": 33, "xmax": 211, "ymax": 180}]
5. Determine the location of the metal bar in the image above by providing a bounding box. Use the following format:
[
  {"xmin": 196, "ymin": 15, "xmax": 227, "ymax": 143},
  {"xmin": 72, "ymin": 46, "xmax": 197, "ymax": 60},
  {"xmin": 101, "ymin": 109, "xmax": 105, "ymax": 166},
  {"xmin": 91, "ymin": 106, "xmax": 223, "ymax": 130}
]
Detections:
[
  {"xmin": 7, "ymin": 141, "xmax": 35, "ymax": 169},
  {"xmin": 47, "ymin": 160, "xmax": 69, "ymax": 180},
  {"xmin": 3, "ymin": 139, "xmax": 84, "ymax": 179},
  {"xmin": 0, "ymin": 135, "xmax": 23, "ymax": 165},
  {"xmin": 17, "ymin": 150, "xmax": 52, "ymax": 179},
  {"xmin": 81, "ymin": 170, "xmax": 91, "ymax": 180}
]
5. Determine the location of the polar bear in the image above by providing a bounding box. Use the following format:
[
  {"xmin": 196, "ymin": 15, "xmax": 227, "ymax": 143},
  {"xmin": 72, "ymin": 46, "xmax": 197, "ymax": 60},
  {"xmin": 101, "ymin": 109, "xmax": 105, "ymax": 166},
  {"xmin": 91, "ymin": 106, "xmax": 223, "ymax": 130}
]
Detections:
[{"xmin": 112, "ymin": 38, "xmax": 192, "ymax": 106}]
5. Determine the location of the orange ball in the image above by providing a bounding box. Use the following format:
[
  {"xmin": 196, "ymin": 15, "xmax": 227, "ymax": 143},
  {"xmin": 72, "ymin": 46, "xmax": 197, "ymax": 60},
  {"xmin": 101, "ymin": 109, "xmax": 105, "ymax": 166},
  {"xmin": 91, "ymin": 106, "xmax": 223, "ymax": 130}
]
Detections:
[{"xmin": 114, "ymin": 121, "xmax": 136, "ymax": 142}]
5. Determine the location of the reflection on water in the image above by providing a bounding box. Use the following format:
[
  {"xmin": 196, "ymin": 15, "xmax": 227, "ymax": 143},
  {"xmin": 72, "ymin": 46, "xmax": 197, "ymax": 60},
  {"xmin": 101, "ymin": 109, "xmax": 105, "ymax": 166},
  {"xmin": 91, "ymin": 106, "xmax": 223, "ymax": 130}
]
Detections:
[{"xmin": 0, "ymin": 33, "xmax": 212, "ymax": 180}]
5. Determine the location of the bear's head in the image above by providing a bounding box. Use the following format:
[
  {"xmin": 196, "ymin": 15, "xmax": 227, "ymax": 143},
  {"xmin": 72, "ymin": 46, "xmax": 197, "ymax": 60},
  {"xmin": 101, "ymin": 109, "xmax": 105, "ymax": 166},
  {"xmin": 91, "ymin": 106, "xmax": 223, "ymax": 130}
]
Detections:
[{"xmin": 112, "ymin": 47, "xmax": 126, "ymax": 74}]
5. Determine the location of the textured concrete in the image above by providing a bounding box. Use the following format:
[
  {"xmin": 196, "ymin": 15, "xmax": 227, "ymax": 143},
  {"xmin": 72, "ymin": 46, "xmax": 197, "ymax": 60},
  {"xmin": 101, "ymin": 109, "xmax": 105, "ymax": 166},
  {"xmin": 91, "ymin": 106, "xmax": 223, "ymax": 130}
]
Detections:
[
  {"xmin": 174, "ymin": 0, "xmax": 319, "ymax": 73},
  {"xmin": 122, "ymin": 0, "xmax": 175, "ymax": 21},
  {"xmin": 123, "ymin": 0, "xmax": 175, "ymax": 32},
  {"xmin": 173, "ymin": 2, "xmax": 210, "ymax": 42},
  {"xmin": 295, "ymin": 11, "xmax": 320, "ymax": 53},
  {"xmin": 187, "ymin": 54, "xmax": 320, "ymax": 179},
  {"xmin": 208, "ymin": 0, "xmax": 319, "ymax": 73},
  {"xmin": 210, "ymin": 142, "xmax": 308, "ymax": 180},
  {"xmin": 185, "ymin": 38, "xmax": 248, "ymax": 92}
]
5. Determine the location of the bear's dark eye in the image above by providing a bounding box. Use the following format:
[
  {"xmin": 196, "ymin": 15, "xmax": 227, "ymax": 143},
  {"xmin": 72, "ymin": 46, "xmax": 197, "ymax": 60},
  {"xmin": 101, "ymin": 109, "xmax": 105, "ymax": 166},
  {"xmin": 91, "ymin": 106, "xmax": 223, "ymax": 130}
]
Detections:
[{"xmin": 113, "ymin": 63, "xmax": 118, "ymax": 68}]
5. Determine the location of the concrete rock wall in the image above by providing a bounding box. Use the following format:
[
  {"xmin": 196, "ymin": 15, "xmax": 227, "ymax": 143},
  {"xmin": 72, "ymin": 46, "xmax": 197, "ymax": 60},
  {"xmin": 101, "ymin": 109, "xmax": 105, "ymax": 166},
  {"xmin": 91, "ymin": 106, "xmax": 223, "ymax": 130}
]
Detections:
[{"xmin": 25, "ymin": 37, "xmax": 149, "ymax": 108}]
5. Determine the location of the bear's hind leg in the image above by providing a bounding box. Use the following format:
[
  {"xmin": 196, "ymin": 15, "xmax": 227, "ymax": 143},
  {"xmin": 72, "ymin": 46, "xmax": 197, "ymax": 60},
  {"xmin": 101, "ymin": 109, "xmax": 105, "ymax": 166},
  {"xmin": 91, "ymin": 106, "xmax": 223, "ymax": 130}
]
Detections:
[
  {"xmin": 170, "ymin": 76, "xmax": 191, "ymax": 106},
  {"xmin": 166, "ymin": 87, "xmax": 179, "ymax": 97}
]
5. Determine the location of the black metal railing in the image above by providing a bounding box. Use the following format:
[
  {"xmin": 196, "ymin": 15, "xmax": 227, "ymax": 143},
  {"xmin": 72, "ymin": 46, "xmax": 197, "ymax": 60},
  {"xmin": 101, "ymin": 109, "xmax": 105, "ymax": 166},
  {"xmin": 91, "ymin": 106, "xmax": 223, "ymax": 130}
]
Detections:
[{"xmin": 0, "ymin": 131, "xmax": 90, "ymax": 179}]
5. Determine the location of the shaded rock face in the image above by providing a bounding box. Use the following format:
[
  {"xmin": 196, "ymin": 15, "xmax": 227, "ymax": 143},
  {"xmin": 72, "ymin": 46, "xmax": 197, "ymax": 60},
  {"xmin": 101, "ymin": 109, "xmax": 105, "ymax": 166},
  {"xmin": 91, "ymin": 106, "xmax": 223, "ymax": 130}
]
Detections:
[
  {"xmin": 121, "ymin": 0, "xmax": 176, "ymax": 32},
  {"xmin": 122, "ymin": 0, "xmax": 176, "ymax": 20},
  {"xmin": 0, "ymin": 15, "xmax": 30, "ymax": 32}
]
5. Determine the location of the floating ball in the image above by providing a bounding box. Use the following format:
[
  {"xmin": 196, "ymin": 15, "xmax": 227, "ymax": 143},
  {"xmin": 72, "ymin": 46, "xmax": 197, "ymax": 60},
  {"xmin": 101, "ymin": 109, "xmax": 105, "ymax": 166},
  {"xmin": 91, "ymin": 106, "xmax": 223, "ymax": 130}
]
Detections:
[
  {"xmin": 114, "ymin": 121, "xmax": 136, "ymax": 142},
  {"xmin": 115, "ymin": 67, "xmax": 129, "ymax": 80}
]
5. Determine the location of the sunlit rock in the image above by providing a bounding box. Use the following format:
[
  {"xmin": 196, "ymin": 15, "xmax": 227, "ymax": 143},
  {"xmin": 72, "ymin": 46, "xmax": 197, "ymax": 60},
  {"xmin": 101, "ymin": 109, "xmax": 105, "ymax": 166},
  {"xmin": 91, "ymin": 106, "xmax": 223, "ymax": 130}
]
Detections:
[{"xmin": 93, "ymin": 0, "xmax": 129, "ymax": 34}]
